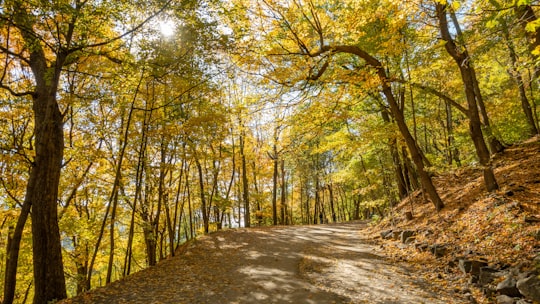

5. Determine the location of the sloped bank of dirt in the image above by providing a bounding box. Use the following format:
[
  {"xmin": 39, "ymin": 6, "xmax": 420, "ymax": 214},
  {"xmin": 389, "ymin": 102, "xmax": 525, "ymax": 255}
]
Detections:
[
  {"xmin": 371, "ymin": 137, "xmax": 540, "ymax": 303},
  {"xmin": 62, "ymin": 222, "xmax": 467, "ymax": 303}
]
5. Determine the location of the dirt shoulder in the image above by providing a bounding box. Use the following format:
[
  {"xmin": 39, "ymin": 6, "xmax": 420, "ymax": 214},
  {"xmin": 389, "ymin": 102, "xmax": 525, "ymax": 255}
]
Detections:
[{"xmin": 63, "ymin": 221, "xmax": 466, "ymax": 304}]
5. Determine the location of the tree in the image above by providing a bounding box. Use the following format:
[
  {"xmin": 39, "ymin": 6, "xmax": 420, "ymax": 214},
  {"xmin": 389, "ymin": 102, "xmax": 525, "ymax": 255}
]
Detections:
[
  {"xmin": 0, "ymin": 1, "xmax": 171, "ymax": 301},
  {"xmin": 435, "ymin": 2, "xmax": 499, "ymax": 192},
  {"xmin": 232, "ymin": 0, "xmax": 444, "ymax": 210}
]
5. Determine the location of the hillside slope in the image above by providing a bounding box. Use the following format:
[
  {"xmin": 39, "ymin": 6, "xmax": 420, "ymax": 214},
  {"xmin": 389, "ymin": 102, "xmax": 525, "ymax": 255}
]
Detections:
[{"xmin": 373, "ymin": 136, "xmax": 540, "ymax": 303}]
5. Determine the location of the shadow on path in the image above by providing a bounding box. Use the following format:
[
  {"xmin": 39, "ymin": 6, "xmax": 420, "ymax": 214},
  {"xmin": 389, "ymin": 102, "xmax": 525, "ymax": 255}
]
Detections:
[{"xmin": 63, "ymin": 222, "xmax": 464, "ymax": 304}]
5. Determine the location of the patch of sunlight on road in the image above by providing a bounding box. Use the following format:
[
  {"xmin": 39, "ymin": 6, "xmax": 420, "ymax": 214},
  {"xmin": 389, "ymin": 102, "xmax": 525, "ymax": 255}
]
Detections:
[{"xmin": 238, "ymin": 265, "xmax": 293, "ymax": 277}]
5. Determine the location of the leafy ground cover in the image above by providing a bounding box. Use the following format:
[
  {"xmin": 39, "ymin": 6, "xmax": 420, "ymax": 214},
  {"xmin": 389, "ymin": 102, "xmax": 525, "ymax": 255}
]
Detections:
[{"xmin": 371, "ymin": 136, "xmax": 540, "ymax": 303}]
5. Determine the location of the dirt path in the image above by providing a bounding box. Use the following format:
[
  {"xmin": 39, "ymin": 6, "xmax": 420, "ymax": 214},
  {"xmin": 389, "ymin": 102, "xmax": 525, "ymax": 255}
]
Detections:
[{"xmin": 64, "ymin": 221, "xmax": 465, "ymax": 303}]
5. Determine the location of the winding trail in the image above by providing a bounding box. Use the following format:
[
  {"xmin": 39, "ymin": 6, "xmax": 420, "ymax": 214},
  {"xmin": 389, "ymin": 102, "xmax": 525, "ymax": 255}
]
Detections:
[{"xmin": 64, "ymin": 221, "xmax": 464, "ymax": 303}]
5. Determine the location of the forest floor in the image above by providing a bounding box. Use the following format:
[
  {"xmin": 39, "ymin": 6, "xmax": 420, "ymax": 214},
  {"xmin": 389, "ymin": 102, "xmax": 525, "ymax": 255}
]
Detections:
[
  {"xmin": 62, "ymin": 221, "xmax": 466, "ymax": 304},
  {"xmin": 370, "ymin": 136, "xmax": 540, "ymax": 303}
]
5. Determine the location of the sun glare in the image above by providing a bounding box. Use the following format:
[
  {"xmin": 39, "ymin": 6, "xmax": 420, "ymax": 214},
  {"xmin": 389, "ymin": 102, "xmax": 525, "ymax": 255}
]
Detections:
[{"xmin": 159, "ymin": 20, "xmax": 175, "ymax": 37}]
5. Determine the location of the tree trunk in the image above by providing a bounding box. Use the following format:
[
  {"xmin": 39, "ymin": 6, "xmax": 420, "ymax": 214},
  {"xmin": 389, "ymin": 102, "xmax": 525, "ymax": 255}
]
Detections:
[
  {"xmin": 187, "ymin": 170, "xmax": 194, "ymax": 239},
  {"xmin": 3, "ymin": 200, "xmax": 31, "ymax": 304},
  {"xmin": 4, "ymin": 5, "xmax": 68, "ymax": 303},
  {"xmin": 436, "ymin": 3, "xmax": 498, "ymax": 192},
  {"xmin": 106, "ymin": 187, "xmax": 119, "ymax": 283},
  {"xmin": 380, "ymin": 108, "xmax": 408, "ymax": 199},
  {"xmin": 271, "ymin": 147, "xmax": 278, "ymax": 225},
  {"xmin": 280, "ymin": 159, "xmax": 287, "ymax": 225},
  {"xmin": 240, "ymin": 133, "xmax": 250, "ymax": 227},
  {"xmin": 195, "ymin": 158, "xmax": 209, "ymax": 233},
  {"xmin": 498, "ymin": 9, "xmax": 539, "ymax": 136},
  {"xmin": 314, "ymin": 44, "xmax": 444, "ymax": 210},
  {"xmin": 353, "ymin": 196, "xmax": 361, "ymax": 220},
  {"xmin": 448, "ymin": 8, "xmax": 505, "ymax": 154},
  {"xmin": 445, "ymin": 101, "xmax": 461, "ymax": 165},
  {"xmin": 73, "ymin": 236, "xmax": 90, "ymax": 295},
  {"xmin": 314, "ymin": 176, "xmax": 322, "ymax": 223},
  {"xmin": 384, "ymin": 89, "xmax": 444, "ymax": 210},
  {"xmin": 29, "ymin": 87, "xmax": 67, "ymax": 303},
  {"xmin": 515, "ymin": 4, "xmax": 540, "ymax": 80},
  {"xmin": 154, "ymin": 141, "xmax": 167, "ymax": 256},
  {"xmin": 328, "ymin": 184, "xmax": 337, "ymax": 223}
]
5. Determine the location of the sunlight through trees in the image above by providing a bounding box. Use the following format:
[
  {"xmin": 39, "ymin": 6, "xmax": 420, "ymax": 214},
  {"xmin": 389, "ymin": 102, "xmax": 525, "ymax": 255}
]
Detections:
[{"xmin": 1, "ymin": 0, "xmax": 539, "ymax": 302}]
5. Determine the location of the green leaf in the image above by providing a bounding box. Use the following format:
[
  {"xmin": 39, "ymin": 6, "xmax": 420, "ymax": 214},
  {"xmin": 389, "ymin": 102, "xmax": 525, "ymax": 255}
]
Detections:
[
  {"xmin": 517, "ymin": 0, "xmax": 532, "ymax": 6},
  {"xmin": 525, "ymin": 19, "xmax": 540, "ymax": 32},
  {"xmin": 486, "ymin": 19, "xmax": 499, "ymax": 29}
]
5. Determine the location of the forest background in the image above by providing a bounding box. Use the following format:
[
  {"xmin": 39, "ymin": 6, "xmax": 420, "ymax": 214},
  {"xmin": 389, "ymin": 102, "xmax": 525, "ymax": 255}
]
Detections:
[{"xmin": 1, "ymin": 0, "xmax": 539, "ymax": 303}]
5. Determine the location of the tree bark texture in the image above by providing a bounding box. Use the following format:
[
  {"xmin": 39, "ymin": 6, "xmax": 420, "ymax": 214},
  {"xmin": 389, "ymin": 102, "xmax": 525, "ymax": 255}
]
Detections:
[{"xmin": 29, "ymin": 83, "xmax": 68, "ymax": 303}]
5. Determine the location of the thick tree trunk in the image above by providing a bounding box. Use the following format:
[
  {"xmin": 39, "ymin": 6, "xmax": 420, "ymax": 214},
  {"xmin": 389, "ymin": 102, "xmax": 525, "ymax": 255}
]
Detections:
[
  {"xmin": 470, "ymin": 66, "xmax": 505, "ymax": 154},
  {"xmin": 29, "ymin": 90, "xmax": 67, "ymax": 303},
  {"xmin": 4, "ymin": 5, "xmax": 67, "ymax": 303}
]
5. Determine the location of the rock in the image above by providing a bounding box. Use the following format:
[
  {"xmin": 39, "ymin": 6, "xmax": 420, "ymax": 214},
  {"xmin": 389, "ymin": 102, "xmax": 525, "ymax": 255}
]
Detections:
[
  {"xmin": 400, "ymin": 230, "xmax": 415, "ymax": 243},
  {"xmin": 497, "ymin": 276, "xmax": 522, "ymax": 297},
  {"xmin": 479, "ymin": 266, "xmax": 502, "ymax": 285},
  {"xmin": 392, "ymin": 230, "xmax": 402, "ymax": 240},
  {"xmin": 517, "ymin": 275, "xmax": 540, "ymax": 302},
  {"xmin": 496, "ymin": 295, "xmax": 516, "ymax": 304},
  {"xmin": 459, "ymin": 259, "xmax": 488, "ymax": 276},
  {"xmin": 430, "ymin": 244, "xmax": 448, "ymax": 258},
  {"xmin": 380, "ymin": 230, "xmax": 393, "ymax": 239}
]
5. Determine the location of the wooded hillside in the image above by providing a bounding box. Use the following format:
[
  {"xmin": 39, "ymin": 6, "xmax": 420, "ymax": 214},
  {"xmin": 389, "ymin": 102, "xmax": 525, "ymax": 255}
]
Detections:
[{"xmin": 1, "ymin": 0, "xmax": 539, "ymax": 303}]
